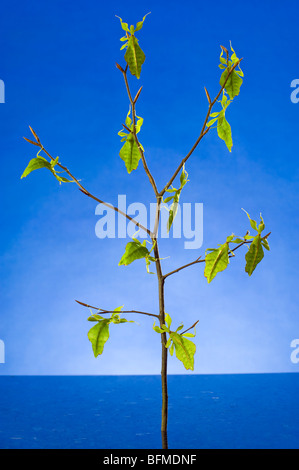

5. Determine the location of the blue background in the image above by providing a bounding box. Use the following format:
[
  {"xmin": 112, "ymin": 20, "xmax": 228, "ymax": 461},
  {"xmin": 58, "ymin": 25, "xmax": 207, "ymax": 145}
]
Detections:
[{"xmin": 0, "ymin": 0, "xmax": 298, "ymax": 375}]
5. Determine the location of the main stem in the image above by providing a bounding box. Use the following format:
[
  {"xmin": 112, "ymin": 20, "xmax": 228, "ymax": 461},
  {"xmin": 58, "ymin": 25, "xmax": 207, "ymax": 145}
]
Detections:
[{"xmin": 153, "ymin": 233, "xmax": 168, "ymax": 449}]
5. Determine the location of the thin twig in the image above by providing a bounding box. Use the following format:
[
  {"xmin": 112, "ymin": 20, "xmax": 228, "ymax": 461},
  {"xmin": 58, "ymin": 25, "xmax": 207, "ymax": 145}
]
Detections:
[
  {"xmin": 122, "ymin": 70, "xmax": 159, "ymax": 197},
  {"xmin": 160, "ymin": 59, "xmax": 243, "ymax": 197},
  {"xmin": 75, "ymin": 300, "xmax": 159, "ymax": 319},
  {"xmin": 163, "ymin": 256, "xmax": 203, "ymax": 280},
  {"xmin": 163, "ymin": 230, "xmax": 271, "ymax": 280},
  {"xmin": 181, "ymin": 320, "xmax": 199, "ymax": 336},
  {"xmin": 38, "ymin": 145, "xmax": 153, "ymax": 237}
]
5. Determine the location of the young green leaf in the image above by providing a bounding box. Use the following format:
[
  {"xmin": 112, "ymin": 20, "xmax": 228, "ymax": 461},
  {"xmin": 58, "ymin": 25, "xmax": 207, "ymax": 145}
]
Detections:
[
  {"xmin": 124, "ymin": 35, "xmax": 145, "ymax": 79},
  {"xmin": 204, "ymin": 242, "xmax": 229, "ymax": 283},
  {"xmin": 164, "ymin": 313, "xmax": 172, "ymax": 329},
  {"xmin": 119, "ymin": 133, "xmax": 141, "ymax": 173},
  {"xmin": 245, "ymin": 234, "xmax": 264, "ymax": 276},
  {"xmin": 169, "ymin": 332, "xmax": 196, "ymax": 371},
  {"xmin": 242, "ymin": 209, "xmax": 265, "ymax": 234},
  {"xmin": 134, "ymin": 12, "xmax": 150, "ymax": 32},
  {"xmin": 119, "ymin": 239, "xmax": 150, "ymax": 266},
  {"xmin": 217, "ymin": 111, "xmax": 233, "ymax": 152},
  {"xmin": 261, "ymin": 238, "xmax": 270, "ymax": 251},
  {"xmin": 219, "ymin": 43, "xmax": 243, "ymax": 99},
  {"xmin": 164, "ymin": 165, "xmax": 189, "ymax": 232},
  {"xmin": 87, "ymin": 320, "xmax": 110, "ymax": 357},
  {"xmin": 115, "ymin": 15, "xmax": 130, "ymax": 32},
  {"xmin": 220, "ymin": 68, "xmax": 243, "ymax": 100},
  {"xmin": 153, "ymin": 323, "xmax": 164, "ymax": 334},
  {"xmin": 21, "ymin": 156, "xmax": 53, "ymax": 179},
  {"xmin": 21, "ymin": 155, "xmax": 73, "ymax": 184}
]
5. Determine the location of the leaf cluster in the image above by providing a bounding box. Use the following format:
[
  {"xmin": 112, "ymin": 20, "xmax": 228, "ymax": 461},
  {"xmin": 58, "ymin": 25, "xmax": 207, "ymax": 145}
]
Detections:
[
  {"xmin": 116, "ymin": 13, "xmax": 150, "ymax": 79},
  {"xmin": 87, "ymin": 306, "xmax": 134, "ymax": 357},
  {"xmin": 118, "ymin": 108, "xmax": 144, "ymax": 174},
  {"xmin": 118, "ymin": 237, "xmax": 156, "ymax": 274},
  {"xmin": 163, "ymin": 165, "xmax": 189, "ymax": 232},
  {"xmin": 204, "ymin": 211, "xmax": 270, "ymax": 283},
  {"xmin": 153, "ymin": 313, "xmax": 196, "ymax": 371}
]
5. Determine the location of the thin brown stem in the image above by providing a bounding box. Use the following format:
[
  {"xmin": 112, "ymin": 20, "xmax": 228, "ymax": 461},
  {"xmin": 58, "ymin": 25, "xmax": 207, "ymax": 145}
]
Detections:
[
  {"xmin": 160, "ymin": 59, "xmax": 243, "ymax": 197},
  {"xmin": 163, "ymin": 256, "xmax": 203, "ymax": 280},
  {"xmin": 163, "ymin": 230, "xmax": 271, "ymax": 280},
  {"xmin": 39, "ymin": 146, "xmax": 153, "ymax": 237},
  {"xmin": 75, "ymin": 300, "xmax": 159, "ymax": 319},
  {"xmin": 154, "ymin": 240, "xmax": 168, "ymax": 449},
  {"xmin": 122, "ymin": 71, "xmax": 159, "ymax": 197},
  {"xmin": 181, "ymin": 320, "xmax": 199, "ymax": 336}
]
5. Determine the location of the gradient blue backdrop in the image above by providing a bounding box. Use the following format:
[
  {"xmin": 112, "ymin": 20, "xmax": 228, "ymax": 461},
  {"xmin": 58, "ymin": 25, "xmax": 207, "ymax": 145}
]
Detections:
[{"xmin": 0, "ymin": 0, "xmax": 298, "ymax": 375}]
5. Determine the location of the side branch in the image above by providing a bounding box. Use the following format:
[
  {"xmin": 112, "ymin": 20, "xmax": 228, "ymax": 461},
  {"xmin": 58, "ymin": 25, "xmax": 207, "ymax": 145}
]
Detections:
[
  {"xmin": 160, "ymin": 59, "xmax": 243, "ymax": 197},
  {"xmin": 38, "ymin": 145, "xmax": 153, "ymax": 237},
  {"xmin": 163, "ymin": 231, "xmax": 270, "ymax": 280},
  {"xmin": 163, "ymin": 256, "xmax": 203, "ymax": 280},
  {"xmin": 121, "ymin": 70, "xmax": 159, "ymax": 197},
  {"xmin": 181, "ymin": 320, "xmax": 199, "ymax": 336},
  {"xmin": 75, "ymin": 300, "xmax": 159, "ymax": 319}
]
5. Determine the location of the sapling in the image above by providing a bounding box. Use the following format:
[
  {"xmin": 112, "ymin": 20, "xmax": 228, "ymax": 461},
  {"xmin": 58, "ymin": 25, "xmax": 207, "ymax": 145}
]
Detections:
[{"xmin": 21, "ymin": 14, "xmax": 271, "ymax": 450}]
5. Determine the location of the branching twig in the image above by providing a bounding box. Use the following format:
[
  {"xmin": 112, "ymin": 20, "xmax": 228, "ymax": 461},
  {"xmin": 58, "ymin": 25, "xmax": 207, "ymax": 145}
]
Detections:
[
  {"xmin": 75, "ymin": 300, "xmax": 159, "ymax": 319},
  {"xmin": 181, "ymin": 320, "xmax": 199, "ymax": 336},
  {"xmin": 163, "ymin": 230, "xmax": 271, "ymax": 280},
  {"xmin": 25, "ymin": 138, "xmax": 153, "ymax": 237},
  {"xmin": 163, "ymin": 256, "xmax": 203, "ymax": 280},
  {"xmin": 121, "ymin": 69, "xmax": 159, "ymax": 197},
  {"xmin": 160, "ymin": 59, "xmax": 243, "ymax": 197}
]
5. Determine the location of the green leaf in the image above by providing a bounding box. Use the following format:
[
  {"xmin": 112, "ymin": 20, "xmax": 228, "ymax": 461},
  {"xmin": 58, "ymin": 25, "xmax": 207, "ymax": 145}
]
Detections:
[
  {"xmin": 220, "ymin": 68, "xmax": 243, "ymax": 99},
  {"xmin": 165, "ymin": 313, "xmax": 172, "ymax": 329},
  {"xmin": 135, "ymin": 115, "xmax": 144, "ymax": 133},
  {"xmin": 217, "ymin": 111, "xmax": 233, "ymax": 152},
  {"xmin": 145, "ymin": 254, "xmax": 156, "ymax": 274},
  {"xmin": 125, "ymin": 109, "xmax": 132, "ymax": 127},
  {"xmin": 21, "ymin": 156, "xmax": 53, "ymax": 178},
  {"xmin": 170, "ymin": 332, "xmax": 196, "ymax": 371},
  {"xmin": 119, "ymin": 240, "xmax": 150, "ymax": 266},
  {"xmin": 245, "ymin": 234, "xmax": 264, "ymax": 276},
  {"xmin": 51, "ymin": 156, "xmax": 59, "ymax": 168},
  {"xmin": 206, "ymin": 117, "xmax": 218, "ymax": 128},
  {"xmin": 258, "ymin": 213, "xmax": 265, "ymax": 234},
  {"xmin": 53, "ymin": 173, "xmax": 72, "ymax": 183},
  {"xmin": 87, "ymin": 320, "xmax": 110, "ymax": 357},
  {"xmin": 115, "ymin": 15, "xmax": 130, "ymax": 32},
  {"xmin": 180, "ymin": 165, "xmax": 188, "ymax": 187},
  {"xmin": 124, "ymin": 35, "xmax": 145, "ymax": 79},
  {"xmin": 153, "ymin": 324, "xmax": 164, "ymax": 334},
  {"xmin": 167, "ymin": 195, "xmax": 180, "ymax": 233},
  {"xmin": 119, "ymin": 133, "xmax": 141, "ymax": 173},
  {"xmin": 219, "ymin": 44, "xmax": 243, "ymax": 99},
  {"xmin": 230, "ymin": 237, "xmax": 245, "ymax": 244},
  {"xmin": 262, "ymin": 238, "xmax": 270, "ymax": 251},
  {"xmin": 204, "ymin": 242, "xmax": 229, "ymax": 283},
  {"xmin": 134, "ymin": 12, "xmax": 150, "ymax": 32},
  {"xmin": 165, "ymin": 165, "xmax": 189, "ymax": 232},
  {"xmin": 21, "ymin": 156, "xmax": 72, "ymax": 184},
  {"xmin": 242, "ymin": 209, "xmax": 266, "ymax": 234}
]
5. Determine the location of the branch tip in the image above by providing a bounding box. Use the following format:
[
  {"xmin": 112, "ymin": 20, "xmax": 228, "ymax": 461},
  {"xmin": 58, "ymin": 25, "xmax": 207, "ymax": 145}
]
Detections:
[
  {"xmin": 115, "ymin": 62, "xmax": 124, "ymax": 73},
  {"xmin": 204, "ymin": 87, "xmax": 211, "ymax": 104},
  {"xmin": 133, "ymin": 86, "xmax": 143, "ymax": 103},
  {"xmin": 29, "ymin": 126, "xmax": 40, "ymax": 143}
]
